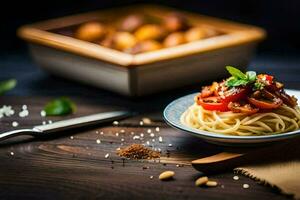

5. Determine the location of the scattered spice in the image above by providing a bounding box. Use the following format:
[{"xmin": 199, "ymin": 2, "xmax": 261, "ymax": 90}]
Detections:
[{"xmin": 117, "ymin": 144, "xmax": 160, "ymax": 159}]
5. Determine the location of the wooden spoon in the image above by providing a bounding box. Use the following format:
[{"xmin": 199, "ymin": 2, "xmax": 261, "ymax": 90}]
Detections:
[{"xmin": 192, "ymin": 152, "xmax": 245, "ymax": 174}]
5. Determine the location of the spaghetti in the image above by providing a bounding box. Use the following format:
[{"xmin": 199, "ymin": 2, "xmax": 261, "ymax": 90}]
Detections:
[
  {"xmin": 181, "ymin": 66, "xmax": 300, "ymax": 136},
  {"xmin": 181, "ymin": 103, "xmax": 300, "ymax": 136}
]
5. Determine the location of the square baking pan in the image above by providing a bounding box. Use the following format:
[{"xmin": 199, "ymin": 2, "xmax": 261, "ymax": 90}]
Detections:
[{"xmin": 18, "ymin": 5, "xmax": 266, "ymax": 96}]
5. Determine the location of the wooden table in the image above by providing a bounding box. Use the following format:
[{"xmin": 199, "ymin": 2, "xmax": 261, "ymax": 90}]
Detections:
[{"xmin": 0, "ymin": 53, "xmax": 298, "ymax": 199}]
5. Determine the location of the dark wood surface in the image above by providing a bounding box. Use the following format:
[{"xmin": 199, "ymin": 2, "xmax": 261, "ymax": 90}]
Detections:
[{"xmin": 1, "ymin": 52, "xmax": 299, "ymax": 199}]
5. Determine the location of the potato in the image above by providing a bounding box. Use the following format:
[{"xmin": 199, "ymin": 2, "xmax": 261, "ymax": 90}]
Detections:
[
  {"xmin": 118, "ymin": 14, "xmax": 145, "ymax": 32},
  {"xmin": 127, "ymin": 40, "xmax": 162, "ymax": 54},
  {"xmin": 163, "ymin": 32, "xmax": 186, "ymax": 47},
  {"xmin": 113, "ymin": 32, "xmax": 137, "ymax": 50},
  {"xmin": 163, "ymin": 12, "xmax": 189, "ymax": 32},
  {"xmin": 134, "ymin": 24, "xmax": 166, "ymax": 41},
  {"xmin": 75, "ymin": 22, "xmax": 106, "ymax": 42},
  {"xmin": 184, "ymin": 27, "xmax": 207, "ymax": 42}
]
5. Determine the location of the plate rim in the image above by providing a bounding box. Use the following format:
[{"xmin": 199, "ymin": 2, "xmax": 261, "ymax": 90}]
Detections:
[{"xmin": 163, "ymin": 89, "xmax": 300, "ymax": 142}]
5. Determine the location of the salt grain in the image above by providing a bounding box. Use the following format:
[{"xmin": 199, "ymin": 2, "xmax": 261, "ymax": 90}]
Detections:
[
  {"xmin": 96, "ymin": 139, "xmax": 101, "ymax": 144},
  {"xmin": 19, "ymin": 110, "xmax": 29, "ymax": 117},
  {"xmin": 158, "ymin": 136, "xmax": 163, "ymax": 143},
  {"xmin": 12, "ymin": 121, "xmax": 19, "ymax": 127},
  {"xmin": 155, "ymin": 127, "xmax": 160, "ymax": 132},
  {"xmin": 243, "ymin": 184, "xmax": 250, "ymax": 189},
  {"xmin": 233, "ymin": 176, "xmax": 239, "ymax": 180},
  {"xmin": 133, "ymin": 135, "xmax": 140, "ymax": 140},
  {"xmin": 105, "ymin": 153, "xmax": 110, "ymax": 158},
  {"xmin": 40, "ymin": 110, "xmax": 46, "ymax": 117}
]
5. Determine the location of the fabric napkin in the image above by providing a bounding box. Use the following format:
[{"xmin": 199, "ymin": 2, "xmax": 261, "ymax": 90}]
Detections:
[{"xmin": 234, "ymin": 137, "xmax": 300, "ymax": 199}]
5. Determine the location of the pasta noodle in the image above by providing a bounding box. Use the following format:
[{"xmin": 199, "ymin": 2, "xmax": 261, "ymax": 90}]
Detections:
[{"xmin": 180, "ymin": 103, "xmax": 300, "ymax": 136}]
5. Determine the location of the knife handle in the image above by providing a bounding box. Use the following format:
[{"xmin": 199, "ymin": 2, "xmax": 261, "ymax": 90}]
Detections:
[{"xmin": 34, "ymin": 111, "xmax": 131, "ymax": 133}]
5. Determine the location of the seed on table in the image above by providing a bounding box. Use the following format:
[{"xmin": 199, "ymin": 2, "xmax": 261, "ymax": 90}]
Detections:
[
  {"xmin": 40, "ymin": 110, "xmax": 46, "ymax": 117},
  {"xmin": 233, "ymin": 175, "xmax": 239, "ymax": 180},
  {"xmin": 195, "ymin": 176, "xmax": 208, "ymax": 187},
  {"xmin": 120, "ymin": 129, "xmax": 125, "ymax": 133},
  {"xmin": 10, "ymin": 151, "xmax": 14, "ymax": 156},
  {"xmin": 139, "ymin": 121, "xmax": 144, "ymax": 126},
  {"xmin": 159, "ymin": 171, "xmax": 175, "ymax": 180},
  {"xmin": 158, "ymin": 136, "xmax": 163, "ymax": 143},
  {"xmin": 105, "ymin": 153, "xmax": 110, "ymax": 158},
  {"xmin": 150, "ymin": 175, "xmax": 154, "ymax": 179},
  {"xmin": 147, "ymin": 129, "xmax": 152, "ymax": 133},
  {"xmin": 168, "ymin": 144, "xmax": 173, "ymax": 147},
  {"xmin": 96, "ymin": 139, "xmax": 101, "ymax": 144},
  {"xmin": 12, "ymin": 121, "xmax": 19, "ymax": 127},
  {"xmin": 206, "ymin": 181, "xmax": 218, "ymax": 187},
  {"xmin": 142, "ymin": 118, "xmax": 152, "ymax": 124},
  {"xmin": 155, "ymin": 127, "xmax": 160, "ymax": 132},
  {"xmin": 113, "ymin": 121, "xmax": 119, "ymax": 125},
  {"xmin": 70, "ymin": 136, "xmax": 74, "ymax": 139},
  {"xmin": 243, "ymin": 184, "xmax": 250, "ymax": 189}
]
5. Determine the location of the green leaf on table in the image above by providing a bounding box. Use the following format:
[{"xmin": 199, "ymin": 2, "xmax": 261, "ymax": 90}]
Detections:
[
  {"xmin": 0, "ymin": 79, "xmax": 17, "ymax": 95},
  {"xmin": 226, "ymin": 66, "xmax": 247, "ymax": 79},
  {"xmin": 44, "ymin": 97, "xmax": 76, "ymax": 116}
]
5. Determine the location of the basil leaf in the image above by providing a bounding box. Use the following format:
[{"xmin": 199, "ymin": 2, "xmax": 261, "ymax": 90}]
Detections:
[
  {"xmin": 226, "ymin": 66, "xmax": 247, "ymax": 79},
  {"xmin": 226, "ymin": 78, "xmax": 249, "ymax": 87},
  {"xmin": 246, "ymin": 71, "xmax": 256, "ymax": 82},
  {"xmin": 0, "ymin": 79, "xmax": 17, "ymax": 95},
  {"xmin": 44, "ymin": 97, "xmax": 76, "ymax": 116}
]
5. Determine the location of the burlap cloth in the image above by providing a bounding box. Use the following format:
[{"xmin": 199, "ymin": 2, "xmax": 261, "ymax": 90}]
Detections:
[{"xmin": 233, "ymin": 137, "xmax": 300, "ymax": 199}]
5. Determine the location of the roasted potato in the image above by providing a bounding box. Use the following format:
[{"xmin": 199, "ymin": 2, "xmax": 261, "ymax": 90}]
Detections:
[
  {"xmin": 113, "ymin": 32, "xmax": 137, "ymax": 50},
  {"xmin": 184, "ymin": 27, "xmax": 207, "ymax": 42},
  {"xmin": 163, "ymin": 12, "xmax": 189, "ymax": 32},
  {"xmin": 134, "ymin": 24, "xmax": 166, "ymax": 41},
  {"xmin": 118, "ymin": 14, "xmax": 145, "ymax": 32},
  {"xmin": 127, "ymin": 40, "xmax": 162, "ymax": 54},
  {"xmin": 163, "ymin": 32, "xmax": 186, "ymax": 47},
  {"xmin": 75, "ymin": 22, "xmax": 106, "ymax": 42}
]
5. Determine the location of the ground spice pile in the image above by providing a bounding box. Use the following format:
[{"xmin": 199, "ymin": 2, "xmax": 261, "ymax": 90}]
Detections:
[{"xmin": 117, "ymin": 144, "xmax": 160, "ymax": 159}]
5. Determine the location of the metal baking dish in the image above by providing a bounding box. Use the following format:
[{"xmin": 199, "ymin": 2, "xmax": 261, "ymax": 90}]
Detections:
[{"xmin": 18, "ymin": 5, "xmax": 266, "ymax": 96}]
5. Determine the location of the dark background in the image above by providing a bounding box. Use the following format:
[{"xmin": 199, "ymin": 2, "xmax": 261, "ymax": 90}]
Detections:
[
  {"xmin": 0, "ymin": 0, "xmax": 299, "ymax": 96},
  {"xmin": 1, "ymin": 0, "xmax": 299, "ymax": 54}
]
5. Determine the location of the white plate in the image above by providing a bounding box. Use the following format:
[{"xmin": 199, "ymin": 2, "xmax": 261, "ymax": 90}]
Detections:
[{"xmin": 163, "ymin": 89, "xmax": 300, "ymax": 146}]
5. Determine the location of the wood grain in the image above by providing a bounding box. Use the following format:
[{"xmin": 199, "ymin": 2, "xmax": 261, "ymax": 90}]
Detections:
[{"xmin": 0, "ymin": 97, "xmax": 290, "ymax": 200}]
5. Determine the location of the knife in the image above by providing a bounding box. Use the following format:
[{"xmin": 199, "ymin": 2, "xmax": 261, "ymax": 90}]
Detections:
[{"xmin": 0, "ymin": 110, "xmax": 131, "ymax": 142}]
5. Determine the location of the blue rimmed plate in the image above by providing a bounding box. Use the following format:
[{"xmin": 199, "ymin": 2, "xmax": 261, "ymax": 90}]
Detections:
[{"xmin": 163, "ymin": 89, "xmax": 300, "ymax": 146}]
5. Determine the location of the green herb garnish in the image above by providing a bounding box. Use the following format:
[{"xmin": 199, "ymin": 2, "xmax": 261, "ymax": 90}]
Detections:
[
  {"xmin": 44, "ymin": 97, "xmax": 76, "ymax": 116},
  {"xmin": 225, "ymin": 66, "xmax": 256, "ymax": 87},
  {"xmin": 0, "ymin": 79, "xmax": 17, "ymax": 95}
]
